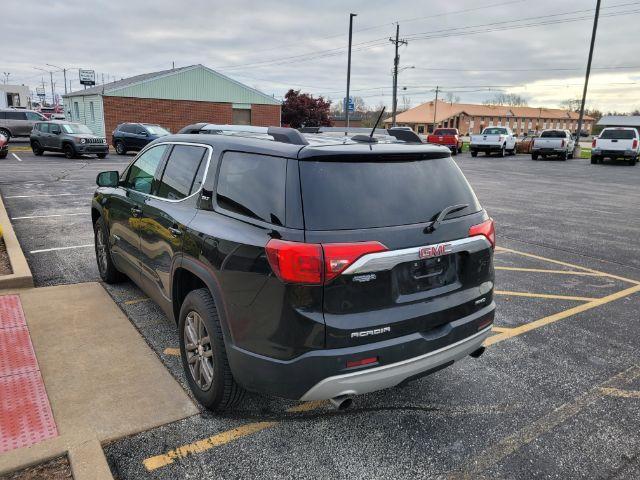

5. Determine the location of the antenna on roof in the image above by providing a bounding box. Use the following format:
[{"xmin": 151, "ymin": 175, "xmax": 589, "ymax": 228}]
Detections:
[{"xmin": 369, "ymin": 106, "xmax": 386, "ymax": 139}]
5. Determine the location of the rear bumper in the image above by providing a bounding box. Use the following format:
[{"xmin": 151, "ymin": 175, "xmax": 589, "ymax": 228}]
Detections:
[
  {"xmin": 470, "ymin": 144, "xmax": 502, "ymax": 152},
  {"xmin": 226, "ymin": 303, "xmax": 495, "ymax": 400},
  {"xmin": 532, "ymin": 148, "xmax": 565, "ymax": 154},
  {"xmin": 592, "ymin": 149, "xmax": 637, "ymax": 158}
]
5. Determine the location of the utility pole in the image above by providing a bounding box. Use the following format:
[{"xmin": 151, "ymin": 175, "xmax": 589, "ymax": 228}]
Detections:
[
  {"xmin": 390, "ymin": 24, "xmax": 408, "ymax": 127},
  {"xmin": 574, "ymin": 0, "xmax": 601, "ymax": 157},
  {"xmin": 345, "ymin": 13, "xmax": 357, "ymax": 130},
  {"xmin": 433, "ymin": 86, "xmax": 440, "ymax": 131},
  {"xmin": 46, "ymin": 64, "xmax": 68, "ymax": 95}
]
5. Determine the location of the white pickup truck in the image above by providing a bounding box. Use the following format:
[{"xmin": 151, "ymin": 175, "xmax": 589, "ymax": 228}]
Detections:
[
  {"xmin": 470, "ymin": 127, "xmax": 517, "ymax": 157},
  {"xmin": 591, "ymin": 127, "xmax": 639, "ymax": 166},
  {"xmin": 531, "ymin": 129, "xmax": 575, "ymax": 161}
]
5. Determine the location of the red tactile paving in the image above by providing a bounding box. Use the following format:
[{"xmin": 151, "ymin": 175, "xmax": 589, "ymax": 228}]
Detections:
[
  {"xmin": 0, "ymin": 326, "xmax": 39, "ymax": 377},
  {"xmin": 0, "ymin": 294, "xmax": 58, "ymax": 453},
  {"xmin": 0, "ymin": 371, "xmax": 58, "ymax": 453},
  {"xmin": 0, "ymin": 294, "xmax": 27, "ymax": 328}
]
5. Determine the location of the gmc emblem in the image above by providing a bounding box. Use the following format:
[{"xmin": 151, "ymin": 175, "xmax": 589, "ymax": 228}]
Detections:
[{"xmin": 419, "ymin": 243, "xmax": 452, "ymax": 259}]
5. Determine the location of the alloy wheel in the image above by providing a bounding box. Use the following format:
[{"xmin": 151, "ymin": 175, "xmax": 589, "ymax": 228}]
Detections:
[
  {"xmin": 96, "ymin": 225, "xmax": 109, "ymax": 275},
  {"xmin": 184, "ymin": 311, "xmax": 214, "ymax": 390}
]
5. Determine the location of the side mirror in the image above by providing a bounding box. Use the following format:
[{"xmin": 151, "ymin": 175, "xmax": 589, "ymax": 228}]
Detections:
[
  {"xmin": 96, "ymin": 171, "xmax": 119, "ymax": 187},
  {"xmin": 139, "ymin": 131, "xmax": 148, "ymax": 137}
]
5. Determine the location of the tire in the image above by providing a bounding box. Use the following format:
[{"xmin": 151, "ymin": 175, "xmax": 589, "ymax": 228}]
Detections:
[
  {"xmin": 532, "ymin": 153, "xmax": 538, "ymax": 160},
  {"xmin": 568, "ymin": 149, "xmax": 574, "ymax": 159},
  {"xmin": 31, "ymin": 141, "xmax": 44, "ymax": 156},
  {"xmin": 179, "ymin": 288, "xmax": 245, "ymax": 411},
  {"xmin": 97, "ymin": 153, "xmax": 107, "ymax": 159},
  {"xmin": 499, "ymin": 145, "xmax": 506, "ymax": 158},
  {"xmin": 471, "ymin": 151, "xmax": 478, "ymax": 157},
  {"xmin": 627, "ymin": 158, "xmax": 636, "ymax": 166},
  {"xmin": 63, "ymin": 143, "xmax": 77, "ymax": 159},
  {"xmin": 0, "ymin": 129, "xmax": 10, "ymax": 142},
  {"xmin": 94, "ymin": 216, "xmax": 126, "ymax": 284},
  {"xmin": 562, "ymin": 151, "xmax": 568, "ymax": 161},
  {"xmin": 115, "ymin": 141, "xmax": 127, "ymax": 155},
  {"xmin": 451, "ymin": 148, "xmax": 458, "ymax": 156},
  {"xmin": 591, "ymin": 155, "xmax": 599, "ymax": 165}
]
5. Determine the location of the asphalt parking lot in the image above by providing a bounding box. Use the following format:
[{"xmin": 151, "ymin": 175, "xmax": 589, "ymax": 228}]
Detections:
[{"xmin": 1, "ymin": 148, "xmax": 640, "ymax": 479}]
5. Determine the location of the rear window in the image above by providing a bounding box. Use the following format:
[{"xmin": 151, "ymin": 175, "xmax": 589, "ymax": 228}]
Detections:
[
  {"xmin": 540, "ymin": 130, "xmax": 566, "ymax": 138},
  {"xmin": 433, "ymin": 129, "xmax": 457, "ymax": 135},
  {"xmin": 300, "ymin": 157, "xmax": 481, "ymax": 230},
  {"xmin": 482, "ymin": 128, "xmax": 507, "ymax": 135},
  {"xmin": 600, "ymin": 129, "xmax": 636, "ymax": 140}
]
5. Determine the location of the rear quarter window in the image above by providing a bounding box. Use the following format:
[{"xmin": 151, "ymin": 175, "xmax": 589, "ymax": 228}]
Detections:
[
  {"xmin": 300, "ymin": 157, "xmax": 481, "ymax": 230},
  {"xmin": 216, "ymin": 152, "xmax": 286, "ymax": 226}
]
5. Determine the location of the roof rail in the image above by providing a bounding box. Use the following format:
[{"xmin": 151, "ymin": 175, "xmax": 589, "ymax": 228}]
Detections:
[
  {"xmin": 300, "ymin": 126, "xmax": 424, "ymax": 143},
  {"xmin": 176, "ymin": 123, "xmax": 308, "ymax": 145}
]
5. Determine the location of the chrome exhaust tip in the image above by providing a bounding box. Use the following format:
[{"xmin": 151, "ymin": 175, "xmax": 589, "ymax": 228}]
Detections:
[
  {"xmin": 470, "ymin": 346, "xmax": 486, "ymax": 358},
  {"xmin": 329, "ymin": 395, "xmax": 353, "ymax": 410}
]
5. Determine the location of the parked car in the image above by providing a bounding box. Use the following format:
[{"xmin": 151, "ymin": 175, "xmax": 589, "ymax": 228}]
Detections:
[
  {"xmin": 0, "ymin": 132, "xmax": 8, "ymax": 159},
  {"xmin": 92, "ymin": 124, "xmax": 495, "ymax": 411},
  {"xmin": 470, "ymin": 127, "xmax": 517, "ymax": 157},
  {"xmin": 38, "ymin": 105, "xmax": 64, "ymax": 119},
  {"xmin": 591, "ymin": 127, "xmax": 639, "ymax": 166},
  {"xmin": 112, "ymin": 123, "xmax": 171, "ymax": 155},
  {"xmin": 531, "ymin": 129, "xmax": 575, "ymax": 160},
  {"xmin": 426, "ymin": 128, "xmax": 463, "ymax": 155},
  {"xmin": 516, "ymin": 133, "xmax": 538, "ymax": 154},
  {"xmin": 0, "ymin": 108, "xmax": 47, "ymax": 140},
  {"xmin": 30, "ymin": 121, "xmax": 109, "ymax": 159}
]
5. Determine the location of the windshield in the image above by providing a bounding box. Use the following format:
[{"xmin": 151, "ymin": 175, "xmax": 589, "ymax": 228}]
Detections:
[
  {"xmin": 433, "ymin": 129, "xmax": 457, "ymax": 135},
  {"xmin": 145, "ymin": 125, "xmax": 170, "ymax": 135},
  {"xmin": 300, "ymin": 157, "xmax": 481, "ymax": 230},
  {"xmin": 61, "ymin": 124, "xmax": 93, "ymax": 134},
  {"xmin": 540, "ymin": 130, "xmax": 566, "ymax": 138},
  {"xmin": 599, "ymin": 129, "xmax": 636, "ymax": 140},
  {"xmin": 482, "ymin": 128, "xmax": 507, "ymax": 135}
]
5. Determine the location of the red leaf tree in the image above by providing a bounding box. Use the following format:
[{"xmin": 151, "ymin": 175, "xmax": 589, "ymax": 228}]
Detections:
[{"xmin": 281, "ymin": 89, "xmax": 332, "ymax": 128}]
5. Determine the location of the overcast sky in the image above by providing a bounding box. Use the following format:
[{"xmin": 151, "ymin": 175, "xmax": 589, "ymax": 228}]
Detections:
[{"xmin": 4, "ymin": 0, "xmax": 640, "ymax": 112}]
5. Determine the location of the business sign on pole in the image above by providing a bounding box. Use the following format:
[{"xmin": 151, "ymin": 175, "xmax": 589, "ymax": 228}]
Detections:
[
  {"xmin": 344, "ymin": 96, "xmax": 355, "ymax": 113},
  {"xmin": 35, "ymin": 87, "xmax": 46, "ymax": 97},
  {"xmin": 79, "ymin": 69, "xmax": 96, "ymax": 86}
]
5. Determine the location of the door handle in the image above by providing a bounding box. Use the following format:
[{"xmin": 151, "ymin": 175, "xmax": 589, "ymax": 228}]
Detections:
[
  {"xmin": 131, "ymin": 207, "xmax": 143, "ymax": 217},
  {"xmin": 168, "ymin": 226, "xmax": 182, "ymax": 237}
]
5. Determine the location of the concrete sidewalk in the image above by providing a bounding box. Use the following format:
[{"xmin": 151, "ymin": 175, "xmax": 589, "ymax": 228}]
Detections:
[{"xmin": 0, "ymin": 282, "xmax": 199, "ymax": 479}]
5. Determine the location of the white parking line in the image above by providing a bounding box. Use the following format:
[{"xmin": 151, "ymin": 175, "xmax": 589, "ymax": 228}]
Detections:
[
  {"xmin": 11, "ymin": 153, "xmax": 22, "ymax": 162},
  {"xmin": 12, "ymin": 213, "xmax": 87, "ymax": 220},
  {"xmin": 30, "ymin": 244, "xmax": 93, "ymax": 254},
  {"xmin": 4, "ymin": 193, "xmax": 87, "ymax": 198}
]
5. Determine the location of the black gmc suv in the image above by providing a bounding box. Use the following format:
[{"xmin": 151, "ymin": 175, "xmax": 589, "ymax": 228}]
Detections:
[{"xmin": 92, "ymin": 124, "xmax": 495, "ymax": 411}]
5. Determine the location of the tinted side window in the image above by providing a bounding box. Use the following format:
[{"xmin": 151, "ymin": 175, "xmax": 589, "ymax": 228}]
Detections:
[
  {"xmin": 0, "ymin": 112, "xmax": 6, "ymax": 120},
  {"xmin": 120, "ymin": 124, "xmax": 135, "ymax": 133},
  {"xmin": 5, "ymin": 112, "xmax": 27, "ymax": 120},
  {"xmin": 125, "ymin": 145, "xmax": 167, "ymax": 194},
  {"xmin": 216, "ymin": 152, "xmax": 286, "ymax": 226},
  {"xmin": 39, "ymin": 123, "xmax": 50, "ymax": 133},
  {"xmin": 157, "ymin": 145, "xmax": 207, "ymax": 200},
  {"xmin": 26, "ymin": 112, "xmax": 43, "ymax": 121}
]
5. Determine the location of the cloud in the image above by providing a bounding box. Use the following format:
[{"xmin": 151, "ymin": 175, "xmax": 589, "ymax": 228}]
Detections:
[{"xmin": 3, "ymin": 0, "xmax": 639, "ymax": 112}]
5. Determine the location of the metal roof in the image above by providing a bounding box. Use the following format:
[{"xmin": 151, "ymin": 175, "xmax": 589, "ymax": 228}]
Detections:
[{"xmin": 597, "ymin": 115, "xmax": 640, "ymax": 126}]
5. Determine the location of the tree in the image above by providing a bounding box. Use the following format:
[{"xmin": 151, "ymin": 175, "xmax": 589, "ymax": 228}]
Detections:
[
  {"xmin": 444, "ymin": 92, "xmax": 460, "ymax": 104},
  {"xmin": 559, "ymin": 98, "xmax": 582, "ymax": 112},
  {"xmin": 483, "ymin": 93, "xmax": 528, "ymax": 107},
  {"xmin": 282, "ymin": 89, "xmax": 332, "ymax": 128},
  {"xmin": 400, "ymin": 95, "xmax": 412, "ymax": 112}
]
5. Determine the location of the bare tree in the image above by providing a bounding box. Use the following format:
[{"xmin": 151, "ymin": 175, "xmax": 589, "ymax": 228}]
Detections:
[
  {"xmin": 400, "ymin": 95, "xmax": 412, "ymax": 112},
  {"xmin": 559, "ymin": 98, "xmax": 582, "ymax": 113},
  {"xmin": 483, "ymin": 93, "xmax": 528, "ymax": 107},
  {"xmin": 444, "ymin": 92, "xmax": 460, "ymax": 104}
]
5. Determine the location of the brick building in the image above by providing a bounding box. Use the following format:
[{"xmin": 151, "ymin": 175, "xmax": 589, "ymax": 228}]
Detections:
[
  {"xmin": 62, "ymin": 64, "xmax": 281, "ymax": 142},
  {"xmin": 384, "ymin": 100, "xmax": 594, "ymax": 136}
]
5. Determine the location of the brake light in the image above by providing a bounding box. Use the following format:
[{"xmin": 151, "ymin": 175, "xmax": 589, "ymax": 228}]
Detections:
[
  {"xmin": 633, "ymin": 139, "xmax": 638, "ymax": 149},
  {"xmin": 498, "ymin": 135, "xmax": 504, "ymax": 142},
  {"xmin": 469, "ymin": 218, "xmax": 495, "ymax": 249},
  {"xmin": 560, "ymin": 139, "xmax": 565, "ymax": 148},
  {"xmin": 592, "ymin": 139, "xmax": 597, "ymax": 148},
  {"xmin": 265, "ymin": 240, "xmax": 387, "ymax": 284}
]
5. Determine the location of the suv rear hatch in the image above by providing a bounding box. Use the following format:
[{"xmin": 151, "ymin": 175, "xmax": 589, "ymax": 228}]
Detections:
[{"xmin": 298, "ymin": 144, "xmax": 495, "ymax": 349}]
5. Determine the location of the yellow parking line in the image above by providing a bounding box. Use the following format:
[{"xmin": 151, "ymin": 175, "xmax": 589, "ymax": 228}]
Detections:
[
  {"xmin": 495, "ymin": 266, "xmax": 605, "ymax": 277},
  {"xmin": 485, "ymin": 283, "xmax": 640, "ymax": 347},
  {"xmin": 600, "ymin": 387, "xmax": 640, "ymax": 399},
  {"xmin": 494, "ymin": 290, "xmax": 596, "ymax": 302},
  {"xmin": 491, "ymin": 326, "xmax": 512, "ymax": 333},
  {"xmin": 142, "ymin": 400, "xmax": 327, "ymax": 471},
  {"xmin": 163, "ymin": 348, "xmax": 180, "ymax": 356},
  {"xmin": 124, "ymin": 297, "xmax": 150, "ymax": 305},
  {"xmin": 497, "ymin": 246, "xmax": 640, "ymax": 285}
]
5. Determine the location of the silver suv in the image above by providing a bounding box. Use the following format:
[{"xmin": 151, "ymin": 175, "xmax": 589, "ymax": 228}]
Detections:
[
  {"xmin": 31, "ymin": 121, "xmax": 109, "ymax": 159},
  {"xmin": 0, "ymin": 108, "xmax": 47, "ymax": 140}
]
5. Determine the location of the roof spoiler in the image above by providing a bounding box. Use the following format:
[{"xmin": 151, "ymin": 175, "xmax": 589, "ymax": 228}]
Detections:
[
  {"xmin": 386, "ymin": 127, "xmax": 424, "ymax": 143},
  {"xmin": 177, "ymin": 123, "xmax": 209, "ymax": 134}
]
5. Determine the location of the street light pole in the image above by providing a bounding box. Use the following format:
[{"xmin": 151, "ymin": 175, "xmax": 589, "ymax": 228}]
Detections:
[
  {"xmin": 574, "ymin": 0, "xmax": 601, "ymax": 157},
  {"xmin": 345, "ymin": 13, "xmax": 357, "ymax": 130}
]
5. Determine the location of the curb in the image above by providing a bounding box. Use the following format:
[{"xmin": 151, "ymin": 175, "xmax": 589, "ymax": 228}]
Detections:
[{"xmin": 0, "ymin": 194, "xmax": 33, "ymax": 288}]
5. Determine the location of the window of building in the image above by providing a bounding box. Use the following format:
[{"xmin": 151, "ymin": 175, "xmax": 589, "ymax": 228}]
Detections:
[
  {"xmin": 417, "ymin": 125, "xmax": 425, "ymax": 134},
  {"xmin": 124, "ymin": 145, "xmax": 168, "ymax": 194},
  {"xmin": 73, "ymin": 102, "xmax": 79, "ymax": 120},
  {"xmin": 156, "ymin": 145, "xmax": 207, "ymax": 200},
  {"xmin": 89, "ymin": 102, "xmax": 95, "ymax": 122},
  {"xmin": 216, "ymin": 152, "xmax": 286, "ymax": 226},
  {"xmin": 232, "ymin": 108, "xmax": 251, "ymax": 125}
]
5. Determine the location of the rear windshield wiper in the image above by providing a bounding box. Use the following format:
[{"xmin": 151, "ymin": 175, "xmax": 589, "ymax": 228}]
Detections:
[{"xmin": 425, "ymin": 203, "xmax": 469, "ymax": 233}]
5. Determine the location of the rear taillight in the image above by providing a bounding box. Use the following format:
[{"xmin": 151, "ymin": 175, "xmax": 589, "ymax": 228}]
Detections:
[
  {"xmin": 498, "ymin": 135, "xmax": 504, "ymax": 142},
  {"xmin": 592, "ymin": 139, "xmax": 597, "ymax": 148},
  {"xmin": 633, "ymin": 139, "xmax": 638, "ymax": 149},
  {"xmin": 265, "ymin": 239, "xmax": 387, "ymax": 285},
  {"xmin": 560, "ymin": 139, "xmax": 565, "ymax": 147},
  {"xmin": 346, "ymin": 356, "xmax": 378, "ymax": 369},
  {"xmin": 469, "ymin": 218, "xmax": 495, "ymax": 249}
]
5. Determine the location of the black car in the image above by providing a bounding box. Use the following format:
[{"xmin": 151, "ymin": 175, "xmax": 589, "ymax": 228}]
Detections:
[
  {"xmin": 112, "ymin": 123, "xmax": 170, "ymax": 155},
  {"xmin": 92, "ymin": 124, "xmax": 495, "ymax": 411}
]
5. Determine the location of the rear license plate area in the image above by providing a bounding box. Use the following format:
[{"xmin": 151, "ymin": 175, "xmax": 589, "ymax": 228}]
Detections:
[{"xmin": 397, "ymin": 255, "xmax": 457, "ymax": 294}]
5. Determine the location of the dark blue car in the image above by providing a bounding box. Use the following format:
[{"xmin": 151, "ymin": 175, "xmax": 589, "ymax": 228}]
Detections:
[{"xmin": 112, "ymin": 123, "xmax": 170, "ymax": 155}]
